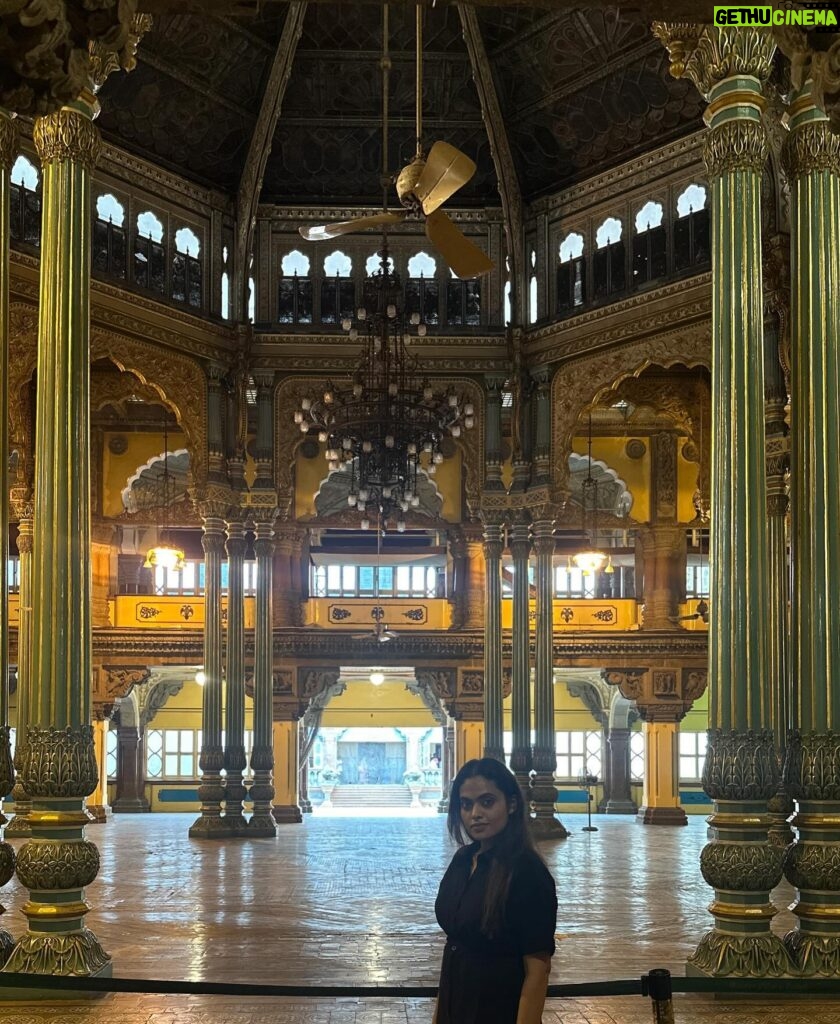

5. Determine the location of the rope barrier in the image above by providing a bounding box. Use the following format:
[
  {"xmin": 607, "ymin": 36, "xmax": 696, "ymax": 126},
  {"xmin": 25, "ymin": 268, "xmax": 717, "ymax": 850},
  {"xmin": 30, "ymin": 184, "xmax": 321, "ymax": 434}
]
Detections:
[{"xmin": 0, "ymin": 970, "xmax": 837, "ymax": 999}]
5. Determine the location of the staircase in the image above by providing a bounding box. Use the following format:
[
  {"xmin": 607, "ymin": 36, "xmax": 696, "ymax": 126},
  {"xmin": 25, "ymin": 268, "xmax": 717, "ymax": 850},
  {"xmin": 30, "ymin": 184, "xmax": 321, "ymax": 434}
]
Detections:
[{"xmin": 329, "ymin": 784, "xmax": 412, "ymax": 808}]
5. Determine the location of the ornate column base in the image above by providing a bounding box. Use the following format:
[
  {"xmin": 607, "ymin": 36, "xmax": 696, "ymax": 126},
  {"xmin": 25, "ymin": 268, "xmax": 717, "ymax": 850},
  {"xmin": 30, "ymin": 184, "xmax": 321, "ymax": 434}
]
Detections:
[
  {"xmin": 271, "ymin": 804, "xmax": 302, "ymax": 825},
  {"xmin": 767, "ymin": 787, "xmax": 795, "ymax": 848},
  {"xmin": 111, "ymin": 797, "xmax": 150, "ymax": 814},
  {"xmin": 637, "ymin": 805, "xmax": 688, "ymax": 826},
  {"xmin": 188, "ymin": 765, "xmax": 228, "ymax": 839},
  {"xmin": 603, "ymin": 799, "xmax": 638, "ymax": 815},
  {"xmin": 222, "ymin": 774, "xmax": 249, "ymax": 836},
  {"xmin": 529, "ymin": 772, "xmax": 569, "ymax": 839}
]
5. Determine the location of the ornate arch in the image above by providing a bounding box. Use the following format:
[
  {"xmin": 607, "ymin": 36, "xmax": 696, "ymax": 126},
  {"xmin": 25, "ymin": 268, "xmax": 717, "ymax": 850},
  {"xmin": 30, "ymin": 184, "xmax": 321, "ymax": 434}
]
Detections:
[
  {"xmin": 551, "ymin": 325, "xmax": 710, "ymax": 492},
  {"xmin": 275, "ymin": 375, "xmax": 484, "ymax": 523},
  {"xmin": 90, "ymin": 329, "xmax": 207, "ymax": 492}
]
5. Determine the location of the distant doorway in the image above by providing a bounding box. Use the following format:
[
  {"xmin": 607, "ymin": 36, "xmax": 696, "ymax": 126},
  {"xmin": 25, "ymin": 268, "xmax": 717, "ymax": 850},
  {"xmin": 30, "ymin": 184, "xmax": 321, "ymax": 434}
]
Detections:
[{"xmin": 338, "ymin": 740, "xmax": 406, "ymax": 784}]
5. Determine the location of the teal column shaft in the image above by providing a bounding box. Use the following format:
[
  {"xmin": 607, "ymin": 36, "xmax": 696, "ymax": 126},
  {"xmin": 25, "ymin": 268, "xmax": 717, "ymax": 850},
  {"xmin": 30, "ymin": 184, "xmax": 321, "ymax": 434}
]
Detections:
[
  {"xmin": 201, "ymin": 521, "xmax": 225, "ymax": 750},
  {"xmin": 253, "ymin": 528, "xmax": 274, "ymax": 750},
  {"xmin": 531, "ymin": 522, "xmax": 555, "ymax": 769},
  {"xmin": 482, "ymin": 523, "xmax": 504, "ymax": 760},
  {"xmin": 224, "ymin": 521, "xmax": 246, "ymax": 773},
  {"xmin": 786, "ymin": 106, "xmax": 840, "ymax": 734},
  {"xmin": 509, "ymin": 522, "xmax": 531, "ymax": 776},
  {"xmin": 707, "ymin": 126, "xmax": 769, "ymax": 732}
]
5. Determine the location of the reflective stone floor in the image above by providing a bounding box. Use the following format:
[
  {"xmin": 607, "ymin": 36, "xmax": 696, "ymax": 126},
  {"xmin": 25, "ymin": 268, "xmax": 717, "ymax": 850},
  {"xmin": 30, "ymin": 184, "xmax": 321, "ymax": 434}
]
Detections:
[{"xmin": 0, "ymin": 812, "xmax": 835, "ymax": 1023}]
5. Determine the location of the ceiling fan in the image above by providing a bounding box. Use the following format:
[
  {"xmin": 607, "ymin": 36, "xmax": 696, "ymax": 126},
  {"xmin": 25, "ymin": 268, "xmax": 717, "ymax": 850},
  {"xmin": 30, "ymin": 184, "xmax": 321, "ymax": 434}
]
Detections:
[
  {"xmin": 299, "ymin": 6, "xmax": 493, "ymax": 280},
  {"xmin": 351, "ymin": 517, "xmax": 398, "ymax": 643}
]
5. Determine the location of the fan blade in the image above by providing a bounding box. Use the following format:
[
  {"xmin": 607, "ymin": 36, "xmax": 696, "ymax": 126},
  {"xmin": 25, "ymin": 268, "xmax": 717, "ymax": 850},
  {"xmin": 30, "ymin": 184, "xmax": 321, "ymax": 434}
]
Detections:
[
  {"xmin": 299, "ymin": 212, "xmax": 405, "ymax": 242},
  {"xmin": 378, "ymin": 632, "xmax": 394, "ymax": 643},
  {"xmin": 415, "ymin": 142, "xmax": 476, "ymax": 215},
  {"xmin": 425, "ymin": 210, "xmax": 494, "ymax": 279}
]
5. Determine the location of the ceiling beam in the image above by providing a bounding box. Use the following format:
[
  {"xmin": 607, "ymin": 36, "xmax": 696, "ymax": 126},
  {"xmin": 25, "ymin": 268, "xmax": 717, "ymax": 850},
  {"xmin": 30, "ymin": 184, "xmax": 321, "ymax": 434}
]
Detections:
[
  {"xmin": 232, "ymin": 2, "xmax": 308, "ymax": 322},
  {"xmin": 142, "ymin": 0, "xmax": 714, "ymax": 13},
  {"xmin": 457, "ymin": 3, "xmax": 523, "ymax": 323}
]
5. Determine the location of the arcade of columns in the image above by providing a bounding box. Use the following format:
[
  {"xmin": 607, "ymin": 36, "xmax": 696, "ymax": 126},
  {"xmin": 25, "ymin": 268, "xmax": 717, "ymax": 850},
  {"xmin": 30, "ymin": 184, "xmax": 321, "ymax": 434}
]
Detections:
[{"xmin": 0, "ymin": 15, "xmax": 839, "ymax": 982}]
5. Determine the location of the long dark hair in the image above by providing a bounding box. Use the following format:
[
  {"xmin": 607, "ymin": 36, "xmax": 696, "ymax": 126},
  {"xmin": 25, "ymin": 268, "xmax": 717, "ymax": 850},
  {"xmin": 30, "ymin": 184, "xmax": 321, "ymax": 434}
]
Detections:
[{"xmin": 447, "ymin": 758, "xmax": 537, "ymax": 937}]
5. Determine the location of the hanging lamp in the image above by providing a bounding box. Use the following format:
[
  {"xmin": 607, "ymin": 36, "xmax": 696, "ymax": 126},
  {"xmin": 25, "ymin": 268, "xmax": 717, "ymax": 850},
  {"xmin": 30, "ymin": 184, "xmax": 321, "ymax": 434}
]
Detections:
[
  {"xmin": 571, "ymin": 411, "xmax": 609, "ymax": 576},
  {"xmin": 144, "ymin": 409, "xmax": 186, "ymax": 573}
]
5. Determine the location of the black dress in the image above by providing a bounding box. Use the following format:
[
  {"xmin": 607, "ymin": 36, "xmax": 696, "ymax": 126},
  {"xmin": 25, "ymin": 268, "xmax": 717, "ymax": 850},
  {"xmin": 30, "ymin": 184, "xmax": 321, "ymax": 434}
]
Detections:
[{"xmin": 434, "ymin": 843, "xmax": 557, "ymax": 1024}]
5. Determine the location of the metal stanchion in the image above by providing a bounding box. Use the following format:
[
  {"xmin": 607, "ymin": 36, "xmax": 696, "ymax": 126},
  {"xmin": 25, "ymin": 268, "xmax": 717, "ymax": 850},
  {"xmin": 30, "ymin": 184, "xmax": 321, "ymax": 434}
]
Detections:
[
  {"xmin": 642, "ymin": 969, "xmax": 674, "ymax": 1023},
  {"xmin": 578, "ymin": 771, "xmax": 598, "ymax": 832}
]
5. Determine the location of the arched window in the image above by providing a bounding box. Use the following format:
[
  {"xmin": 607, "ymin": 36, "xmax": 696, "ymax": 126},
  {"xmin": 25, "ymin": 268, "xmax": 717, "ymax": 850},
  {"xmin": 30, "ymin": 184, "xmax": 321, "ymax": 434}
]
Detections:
[
  {"xmin": 248, "ymin": 275, "xmax": 256, "ymax": 323},
  {"xmin": 366, "ymin": 252, "xmax": 394, "ymax": 276},
  {"xmin": 321, "ymin": 250, "xmax": 353, "ymax": 325},
  {"xmin": 172, "ymin": 225, "xmax": 202, "ymax": 307},
  {"xmin": 632, "ymin": 200, "xmax": 665, "ymax": 287},
  {"xmin": 221, "ymin": 246, "xmax": 230, "ymax": 320},
  {"xmin": 133, "ymin": 210, "xmax": 166, "ymax": 295},
  {"xmin": 278, "ymin": 249, "xmax": 312, "ymax": 324},
  {"xmin": 92, "ymin": 193, "xmax": 126, "ymax": 280},
  {"xmin": 593, "ymin": 216, "xmax": 625, "ymax": 299},
  {"xmin": 557, "ymin": 231, "xmax": 585, "ymax": 314},
  {"xmin": 405, "ymin": 251, "xmax": 438, "ymax": 326},
  {"xmin": 446, "ymin": 267, "xmax": 481, "ymax": 326},
  {"xmin": 675, "ymin": 183, "xmax": 710, "ymax": 272},
  {"xmin": 10, "ymin": 155, "xmax": 40, "ymax": 247}
]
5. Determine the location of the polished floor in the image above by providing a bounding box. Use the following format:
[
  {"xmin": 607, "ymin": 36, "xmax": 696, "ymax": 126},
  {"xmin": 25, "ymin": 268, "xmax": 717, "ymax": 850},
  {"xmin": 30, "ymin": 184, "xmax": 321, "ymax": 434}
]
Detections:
[{"xmin": 0, "ymin": 812, "xmax": 834, "ymax": 1023}]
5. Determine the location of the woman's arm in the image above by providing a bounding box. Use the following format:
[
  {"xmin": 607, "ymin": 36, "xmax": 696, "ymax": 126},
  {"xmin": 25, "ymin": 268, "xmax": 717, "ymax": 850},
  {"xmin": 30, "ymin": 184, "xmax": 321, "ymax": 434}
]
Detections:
[{"xmin": 515, "ymin": 952, "xmax": 551, "ymax": 1024}]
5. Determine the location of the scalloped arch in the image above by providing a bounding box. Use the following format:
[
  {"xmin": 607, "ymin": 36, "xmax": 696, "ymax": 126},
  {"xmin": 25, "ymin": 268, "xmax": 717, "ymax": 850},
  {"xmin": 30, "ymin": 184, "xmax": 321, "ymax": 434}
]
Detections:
[{"xmin": 551, "ymin": 327, "xmax": 710, "ymax": 492}]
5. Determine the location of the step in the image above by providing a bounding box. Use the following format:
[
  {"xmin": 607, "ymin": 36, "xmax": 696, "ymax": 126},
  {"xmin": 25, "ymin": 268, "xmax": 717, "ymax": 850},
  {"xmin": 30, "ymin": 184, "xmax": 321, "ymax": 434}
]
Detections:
[{"xmin": 329, "ymin": 784, "xmax": 412, "ymax": 807}]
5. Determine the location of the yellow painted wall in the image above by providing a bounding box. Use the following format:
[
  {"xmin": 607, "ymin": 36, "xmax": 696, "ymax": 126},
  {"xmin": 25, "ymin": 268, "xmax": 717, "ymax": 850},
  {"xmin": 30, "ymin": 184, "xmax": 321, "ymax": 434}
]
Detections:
[
  {"xmin": 571, "ymin": 435, "xmax": 650, "ymax": 523},
  {"xmin": 677, "ymin": 447, "xmax": 701, "ymax": 523},
  {"xmin": 101, "ymin": 429, "xmax": 186, "ymax": 518},
  {"xmin": 295, "ymin": 444, "xmax": 462, "ymax": 521},
  {"xmin": 321, "ymin": 679, "xmax": 437, "ymax": 728}
]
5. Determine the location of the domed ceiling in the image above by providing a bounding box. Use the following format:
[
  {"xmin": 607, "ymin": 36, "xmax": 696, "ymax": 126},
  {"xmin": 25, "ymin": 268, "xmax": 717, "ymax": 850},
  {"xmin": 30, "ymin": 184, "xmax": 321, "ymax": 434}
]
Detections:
[{"xmin": 97, "ymin": 2, "xmax": 705, "ymax": 207}]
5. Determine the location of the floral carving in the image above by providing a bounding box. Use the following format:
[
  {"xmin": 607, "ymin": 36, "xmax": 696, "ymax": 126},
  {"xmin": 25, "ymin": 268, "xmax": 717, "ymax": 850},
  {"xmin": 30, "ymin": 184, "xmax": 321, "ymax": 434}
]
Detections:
[
  {"xmin": 785, "ymin": 841, "xmax": 840, "ymax": 892},
  {"xmin": 700, "ymin": 841, "xmax": 784, "ymax": 892},
  {"xmin": 4, "ymin": 927, "xmax": 110, "ymax": 976},
  {"xmin": 15, "ymin": 840, "xmax": 99, "ymax": 890},
  {"xmin": 33, "ymin": 108, "xmax": 101, "ymax": 172},
  {"xmin": 784, "ymin": 730, "xmax": 840, "ymax": 801},
  {"xmin": 0, "ymin": 112, "xmax": 17, "ymax": 172},
  {"xmin": 704, "ymin": 120, "xmax": 769, "ymax": 178},
  {"xmin": 689, "ymin": 931, "xmax": 792, "ymax": 978},
  {"xmin": 19, "ymin": 726, "xmax": 99, "ymax": 798},
  {"xmin": 782, "ymin": 120, "xmax": 840, "ymax": 180},
  {"xmin": 702, "ymin": 729, "xmax": 780, "ymax": 801},
  {"xmin": 0, "ymin": 842, "xmax": 15, "ymax": 889}
]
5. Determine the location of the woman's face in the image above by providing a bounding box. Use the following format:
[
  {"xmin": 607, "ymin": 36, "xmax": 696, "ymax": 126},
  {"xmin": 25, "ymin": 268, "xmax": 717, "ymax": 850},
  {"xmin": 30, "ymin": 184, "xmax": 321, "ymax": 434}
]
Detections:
[{"xmin": 458, "ymin": 775, "xmax": 515, "ymax": 845}]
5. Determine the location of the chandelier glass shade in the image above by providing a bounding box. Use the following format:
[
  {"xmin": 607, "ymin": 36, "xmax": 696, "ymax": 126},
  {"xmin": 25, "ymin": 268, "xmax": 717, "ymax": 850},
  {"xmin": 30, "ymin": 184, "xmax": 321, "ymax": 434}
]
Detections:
[
  {"xmin": 144, "ymin": 411, "xmax": 186, "ymax": 573},
  {"xmin": 295, "ymin": 247, "xmax": 473, "ymax": 530},
  {"xmin": 572, "ymin": 412, "xmax": 611, "ymax": 577}
]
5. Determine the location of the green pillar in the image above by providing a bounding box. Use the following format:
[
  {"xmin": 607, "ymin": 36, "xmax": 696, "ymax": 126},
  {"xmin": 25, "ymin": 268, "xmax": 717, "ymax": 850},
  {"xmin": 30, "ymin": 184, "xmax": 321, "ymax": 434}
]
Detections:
[
  {"xmin": 654, "ymin": 23, "xmax": 789, "ymax": 976},
  {"xmin": 0, "ymin": 108, "xmax": 17, "ymax": 962},
  {"xmin": 482, "ymin": 517, "xmax": 504, "ymax": 762},
  {"xmin": 531, "ymin": 366, "xmax": 551, "ymax": 486},
  {"xmin": 484, "ymin": 376, "xmax": 505, "ymax": 491},
  {"xmin": 4, "ymin": 96, "xmax": 110, "ymax": 977},
  {"xmin": 530, "ymin": 515, "xmax": 567, "ymax": 838},
  {"xmin": 782, "ymin": 78, "xmax": 840, "ymax": 975},
  {"xmin": 509, "ymin": 514, "xmax": 532, "ymax": 793},
  {"xmin": 223, "ymin": 516, "xmax": 247, "ymax": 833},
  {"xmin": 189, "ymin": 512, "xmax": 228, "ymax": 838},
  {"xmin": 6, "ymin": 508, "xmax": 33, "ymax": 838}
]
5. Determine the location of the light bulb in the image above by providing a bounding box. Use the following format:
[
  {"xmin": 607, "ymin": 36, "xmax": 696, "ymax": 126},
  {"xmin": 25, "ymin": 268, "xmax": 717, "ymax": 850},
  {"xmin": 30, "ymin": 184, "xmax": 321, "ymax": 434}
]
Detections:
[
  {"xmin": 465, "ymin": 416, "xmax": 474, "ymax": 429},
  {"xmin": 451, "ymin": 425, "xmax": 461, "ymax": 438},
  {"xmin": 433, "ymin": 452, "xmax": 444, "ymax": 464},
  {"xmin": 301, "ymin": 397, "xmax": 312, "ymax": 410},
  {"xmin": 358, "ymin": 488, "xmax": 369, "ymax": 501},
  {"xmin": 348, "ymin": 495, "xmax": 357, "ymax": 507},
  {"xmin": 385, "ymin": 435, "xmax": 395, "ymax": 448},
  {"xmin": 423, "ymin": 441, "xmax": 433, "ymax": 453},
  {"xmin": 299, "ymin": 421, "xmax": 309, "ymax": 433},
  {"xmin": 464, "ymin": 403, "xmax": 474, "ymax": 416},
  {"xmin": 382, "ymin": 486, "xmax": 392, "ymax": 498},
  {"xmin": 448, "ymin": 394, "xmax": 458, "ymax": 407},
  {"xmin": 400, "ymin": 499, "xmax": 409, "ymax": 512},
  {"xmin": 397, "ymin": 520, "xmax": 406, "ymax": 533},
  {"xmin": 369, "ymin": 670, "xmax": 385, "ymax": 686},
  {"xmin": 410, "ymin": 312, "xmax": 420, "ymax": 325},
  {"xmin": 342, "ymin": 437, "xmax": 352, "ymax": 450},
  {"xmin": 318, "ymin": 430, "xmax": 328, "ymax": 443},
  {"xmin": 195, "ymin": 670, "xmax": 206, "ymax": 686},
  {"xmin": 341, "ymin": 317, "xmax": 352, "ymax": 331},
  {"xmin": 417, "ymin": 324, "xmax": 427, "ymax": 337},
  {"xmin": 362, "ymin": 440, "xmax": 372, "ymax": 453},
  {"xmin": 349, "ymin": 328, "xmax": 358, "ymax": 340},
  {"xmin": 408, "ymin": 443, "xmax": 417, "ymax": 455},
  {"xmin": 387, "ymin": 304, "xmax": 397, "ymax": 318},
  {"xmin": 357, "ymin": 307, "xmax": 367, "ymax": 320},
  {"xmin": 410, "ymin": 495, "xmax": 420, "ymax": 507},
  {"xmin": 361, "ymin": 518, "xmax": 370, "ymax": 530},
  {"xmin": 294, "ymin": 410, "xmax": 304, "ymax": 424},
  {"xmin": 324, "ymin": 389, "xmax": 334, "ymax": 404}
]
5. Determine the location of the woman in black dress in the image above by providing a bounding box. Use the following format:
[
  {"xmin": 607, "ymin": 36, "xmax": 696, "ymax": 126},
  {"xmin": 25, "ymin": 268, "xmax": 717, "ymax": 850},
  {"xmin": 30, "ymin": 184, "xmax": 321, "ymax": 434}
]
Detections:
[{"xmin": 434, "ymin": 758, "xmax": 557, "ymax": 1024}]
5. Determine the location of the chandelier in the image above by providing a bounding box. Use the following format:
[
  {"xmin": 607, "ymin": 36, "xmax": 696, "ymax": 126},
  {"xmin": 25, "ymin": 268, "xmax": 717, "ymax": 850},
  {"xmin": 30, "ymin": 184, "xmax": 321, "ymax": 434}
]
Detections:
[
  {"xmin": 571, "ymin": 411, "xmax": 612, "ymax": 577},
  {"xmin": 294, "ymin": 244, "xmax": 473, "ymax": 531},
  {"xmin": 144, "ymin": 409, "xmax": 186, "ymax": 573}
]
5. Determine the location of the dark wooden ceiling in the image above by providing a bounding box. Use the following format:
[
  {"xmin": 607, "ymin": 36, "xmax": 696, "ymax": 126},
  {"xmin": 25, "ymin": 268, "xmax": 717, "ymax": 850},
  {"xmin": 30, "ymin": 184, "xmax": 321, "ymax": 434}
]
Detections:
[{"xmin": 96, "ymin": 3, "xmax": 705, "ymax": 204}]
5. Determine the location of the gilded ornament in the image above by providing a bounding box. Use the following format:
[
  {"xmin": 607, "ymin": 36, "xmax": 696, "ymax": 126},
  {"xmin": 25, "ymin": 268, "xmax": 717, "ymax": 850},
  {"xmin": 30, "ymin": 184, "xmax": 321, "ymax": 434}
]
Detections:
[
  {"xmin": 3, "ymin": 927, "xmax": 110, "ymax": 976},
  {"xmin": 784, "ymin": 730, "xmax": 840, "ymax": 800},
  {"xmin": 700, "ymin": 841, "xmax": 784, "ymax": 891},
  {"xmin": 0, "ymin": 112, "xmax": 18, "ymax": 173},
  {"xmin": 782, "ymin": 121, "xmax": 840, "ymax": 180},
  {"xmin": 704, "ymin": 119, "xmax": 768, "ymax": 178},
  {"xmin": 33, "ymin": 107, "xmax": 101, "ymax": 172},
  {"xmin": 0, "ymin": 930, "xmax": 13, "ymax": 967},
  {"xmin": 702, "ymin": 729, "xmax": 780, "ymax": 801},
  {"xmin": 688, "ymin": 931, "xmax": 793, "ymax": 977},
  {"xmin": 0, "ymin": 842, "xmax": 15, "ymax": 888},
  {"xmin": 683, "ymin": 28, "xmax": 776, "ymax": 99},
  {"xmin": 15, "ymin": 840, "xmax": 99, "ymax": 890},
  {"xmin": 784, "ymin": 841, "xmax": 840, "ymax": 891},
  {"xmin": 651, "ymin": 22, "xmax": 705, "ymax": 81},
  {"xmin": 19, "ymin": 726, "xmax": 99, "ymax": 798},
  {"xmin": 784, "ymin": 930, "xmax": 840, "ymax": 977},
  {"xmin": 0, "ymin": 727, "xmax": 14, "ymax": 799}
]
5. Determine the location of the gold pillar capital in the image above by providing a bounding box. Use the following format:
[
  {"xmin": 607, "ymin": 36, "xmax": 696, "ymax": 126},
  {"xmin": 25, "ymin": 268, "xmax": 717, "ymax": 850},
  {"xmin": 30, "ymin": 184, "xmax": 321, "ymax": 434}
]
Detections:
[
  {"xmin": 0, "ymin": 110, "xmax": 17, "ymax": 172},
  {"xmin": 33, "ymin": 106, "xmax": 101, "ymax": 173},
  {"xmin": 654, "ymin": 23, "xmax": 776, "ymax": 100},
  {"xmin": 782, "ymin": 117, "xmax": 840, "ymax": 179},
  {"xmin": 705, "ymin": 118, "xmax": 768, "ymax": 177}
]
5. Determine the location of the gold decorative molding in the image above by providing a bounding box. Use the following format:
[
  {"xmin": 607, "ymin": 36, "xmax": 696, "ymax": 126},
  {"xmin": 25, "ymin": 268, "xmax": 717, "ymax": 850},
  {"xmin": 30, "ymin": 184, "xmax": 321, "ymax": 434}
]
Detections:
[
  {"xmin": 0, "ymin": 112, "xmax": 18, "ymax": 173},
  {"xmin": 89, "ymin": 12, "xmax": 152, "ymax": 92},
  {"xmin": 705, "ymin": 119, "xmax": 769, "ymax": 177},
  {"xmin": 655, "ymin": 24, "xmax": 776, "ymax": 99},
  {"xmin": 33, "ymin": 107, "xmax": 101, "ymax": 172},
  {"xmin": 782, "ymin": 120, "xmax": 840, "ymax": 180}
]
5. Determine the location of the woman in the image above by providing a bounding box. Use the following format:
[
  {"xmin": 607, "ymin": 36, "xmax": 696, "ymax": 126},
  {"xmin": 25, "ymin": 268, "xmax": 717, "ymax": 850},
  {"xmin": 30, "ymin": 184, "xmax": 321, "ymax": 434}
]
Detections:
[{"xmin": 434, "ymin": 758, "xmax": 557, "ymax": 1024}]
